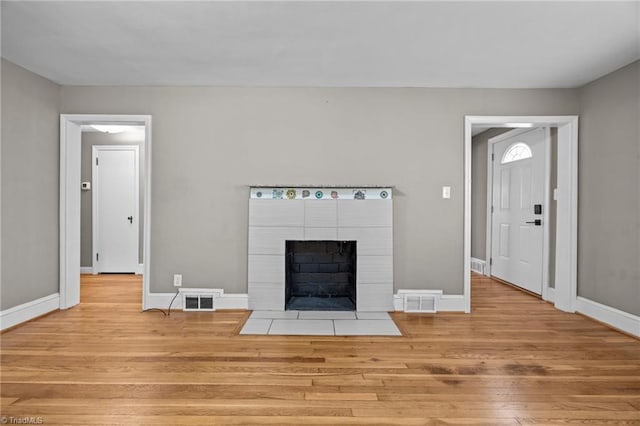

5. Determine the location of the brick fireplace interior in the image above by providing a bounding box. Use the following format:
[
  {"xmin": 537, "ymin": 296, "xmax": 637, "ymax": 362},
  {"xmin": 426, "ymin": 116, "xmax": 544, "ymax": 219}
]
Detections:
[{"xmin": 285, "ymin": 240, "xmax": 357, "ymax": 311}]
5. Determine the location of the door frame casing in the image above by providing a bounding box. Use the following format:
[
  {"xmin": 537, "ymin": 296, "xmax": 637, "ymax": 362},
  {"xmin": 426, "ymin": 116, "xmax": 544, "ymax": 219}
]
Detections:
[
  {"xmin": 92, "ymin": 145, "xmax": 140, "ymax": 274},
  {"xmin": 485, "ymin": 127, "xmax": 551, "ymax": 300},
  {"xmin": 464, "ymin": 116, "xmax": 578, "ymax": 313},
  {"xmin": 60, "ymin": 114, "xmax": 152, "ymax": 309}
]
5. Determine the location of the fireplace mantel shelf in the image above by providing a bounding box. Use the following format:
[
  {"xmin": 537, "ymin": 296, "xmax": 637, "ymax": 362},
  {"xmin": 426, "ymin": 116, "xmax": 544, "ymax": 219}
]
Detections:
[{"xmin": 249, "ymin": 186, "xmax": 393, "ymax": 201}]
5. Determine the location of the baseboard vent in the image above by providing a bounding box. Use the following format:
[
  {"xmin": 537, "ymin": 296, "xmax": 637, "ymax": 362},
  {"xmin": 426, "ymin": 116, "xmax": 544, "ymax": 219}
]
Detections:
[
  {"xmin": 397, "ymin": 290, "xmax": 442, "ymax": 313},
  {"xmin": 471, "ymin": 257, "xmax": 486, "ymax": 275},
  {"xmin": 180, "ymin": 288, "xmax": 223, "ymax": 312},
  {"xmin": 403, "ymin": 294, "xmax": 436, "ymax": 313}
]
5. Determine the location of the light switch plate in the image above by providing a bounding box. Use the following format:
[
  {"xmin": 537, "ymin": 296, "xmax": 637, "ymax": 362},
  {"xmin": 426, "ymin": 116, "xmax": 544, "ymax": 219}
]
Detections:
[{"xmin": 442, "ymin": 186, "xmax": 451, "ymax": 199}]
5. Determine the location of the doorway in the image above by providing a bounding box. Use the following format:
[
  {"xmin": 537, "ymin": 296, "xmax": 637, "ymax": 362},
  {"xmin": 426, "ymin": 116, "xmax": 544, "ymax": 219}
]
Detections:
[
  {"xmin": 464, "ymin": 116, "xmax": 578, "ymax": 314},
  {"xmin": 487, "ymin": 127, "xmax": 550, "ymax": 295},
  {"xmin": 60, "ymin": 114, "xmax": 152, "ymax": 310}
]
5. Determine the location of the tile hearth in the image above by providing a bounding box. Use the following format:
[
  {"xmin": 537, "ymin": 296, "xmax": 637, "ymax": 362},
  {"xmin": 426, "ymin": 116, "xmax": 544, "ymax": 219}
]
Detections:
[{"xmin": 240, "ymin": 311, "xmax": 402, "ymax": 336}]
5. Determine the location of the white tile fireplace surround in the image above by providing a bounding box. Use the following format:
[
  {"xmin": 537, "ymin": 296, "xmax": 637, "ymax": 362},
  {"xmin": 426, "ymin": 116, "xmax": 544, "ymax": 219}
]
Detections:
[{"xmin": 248, "ymin": 187, "xmax": 393, "ymax": 311}]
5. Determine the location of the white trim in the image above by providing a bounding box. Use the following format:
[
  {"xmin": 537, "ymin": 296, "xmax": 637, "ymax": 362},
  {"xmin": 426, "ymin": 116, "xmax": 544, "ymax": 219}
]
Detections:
[
  {"xmin": 554, "ymin": 119, "xmax": 579, "ymax": 312},
  {"xmin": 149, "ymin": 291, "xmax": 464, "ymax": 313},
  {"xmin": 92, "ymin": 145, "xmax": 140, "ymax": 274},
  {"xmin": 393, "ymin": 294, "xmax": 403, "ymax": 311},
  {"xmin": 545, "ymin": 286, "xmax": 555, "ymax": 303},
  {"xmin": 485, "ymin": 134, "xmax": 494, "ymax": 276},
  {"xmin": 541, "ymin": 127, "xmax": 552, "ymax": 302},
  {"xmin": 396, "ymin": 289, "xmax": 443, "ymax": 296},
  {"xmin": 59, "ymin": 118, "xmax": 82, "ymax": 309},
  {"xmin": 576, "ymin": 297, "xmax": 640, "ymax": 337},
  {"xmin": 145, "ymin": 292, "xmax": 181, "ymax": 310},
  {"xmin": 0, "ymin": 293, "xmax": 60, "ymax": 331},
  {"xmin": 60, "ymin": 114, "xmax": 152, "ymax": 311},
  {"xmin": 215, "ymin": 294, "xmax": 249, "ymax": 310},
  {"xmin": 145, "ymin": 292, "xmax": 249, "ymax": 311},
  {"xmin": 485, "ymin": 127, "xmax": 536, "ymax": 146},
  {"xmin": 142, "ymin": 121, "xmax": 152, "ymax": 309},
  {"xmin": 465, "ymin": 116, "xmax": 579, "ymax": 315},
  {"xmin": 439, "ymin": 295, "xmax": 466, "ymax": 312},
  {"xmin": 464, "ymin": 119, "xmax": 472, "ymax": 313},
  {"xmin": 470, "ymin": 257, "xmax": 486, "ymax": 275},
  {"xmin": 79, "ymin": 264, "xmax": 142, "ymax": 274}
]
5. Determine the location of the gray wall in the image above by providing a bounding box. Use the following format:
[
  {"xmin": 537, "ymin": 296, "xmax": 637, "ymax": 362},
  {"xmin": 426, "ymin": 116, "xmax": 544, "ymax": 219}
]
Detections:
[
  {"xmin": 1, "ymin": 59, "xmax": 60, "ymax": 310},
  {"xmin": 60, "ymin": 86, "xmax": 579, "ymax": 294},
  {"xmin": 3, "ymin": 56, "xmax": 637, "ymax": 317},
  {"xmin": 577, "ymin": 60, "xmax": 640, "ymax": 315},
  {"xmin": 81, "ymin": 131, "xmax": 145, "ymax": 268}
]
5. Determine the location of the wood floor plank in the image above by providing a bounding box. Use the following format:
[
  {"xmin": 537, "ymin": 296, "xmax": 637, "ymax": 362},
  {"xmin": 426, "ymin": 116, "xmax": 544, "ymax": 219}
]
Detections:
[{"xmin": 1, "ymin": 273, "xmax": 638, "ymax": 424}]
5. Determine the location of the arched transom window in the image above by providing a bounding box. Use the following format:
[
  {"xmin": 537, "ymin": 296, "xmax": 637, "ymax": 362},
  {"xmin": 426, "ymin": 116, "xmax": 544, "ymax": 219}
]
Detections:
[{"xmin": 501, "ymin": 142, "xmax": 532, "ymax": 164}]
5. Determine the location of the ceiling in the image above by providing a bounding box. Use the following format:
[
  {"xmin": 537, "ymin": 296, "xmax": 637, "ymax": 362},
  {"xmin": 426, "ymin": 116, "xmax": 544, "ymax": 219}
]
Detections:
[{"xmin": 2, "ymin": 1, "xmax": 639, "ymax": 88}]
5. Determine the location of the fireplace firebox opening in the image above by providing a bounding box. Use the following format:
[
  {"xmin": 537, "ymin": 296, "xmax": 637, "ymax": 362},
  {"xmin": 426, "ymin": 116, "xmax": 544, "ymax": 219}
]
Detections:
[{"xmin": 285, "ymin": 240, "xmax": 357, "ymax": 311}]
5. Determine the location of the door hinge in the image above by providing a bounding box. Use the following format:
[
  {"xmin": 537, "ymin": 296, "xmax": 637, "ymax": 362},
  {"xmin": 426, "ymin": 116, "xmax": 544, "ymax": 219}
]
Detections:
[
  {"xmin": 96, "ymin": 157, "xmax": 99, "ymax": 166},
  {"xmin": 491, "ymin": 153, "xmax": 495, "ymax": 161},
  {"xmin": 96, "ymin": 253, "xmax": 99, "ymax": 262},
  {"xmin": 489, "ymin": 257, "xmax": 492, "ymax": 265},
  {"xmin": 491, "ymin": 205, "xmax": 494, "ymax": 214}
]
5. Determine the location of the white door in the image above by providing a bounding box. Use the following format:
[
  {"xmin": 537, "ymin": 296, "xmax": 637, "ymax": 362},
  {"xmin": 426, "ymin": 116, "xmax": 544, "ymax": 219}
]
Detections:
[
  {"xmin": 490, "ymin": 128, "xmax": 548, "ymax": 294},
  {"xmin": 93, "ymin": 146, "xmax": 139, "ymax": 273}
]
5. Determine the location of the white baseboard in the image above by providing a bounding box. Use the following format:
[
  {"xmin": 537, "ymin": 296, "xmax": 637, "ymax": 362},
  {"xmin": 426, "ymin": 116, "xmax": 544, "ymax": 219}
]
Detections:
[
  {"xmin": 470, "ymin": 257, "xmax": 486, "ymax": 275},
  {"xmin": 394, "ymin": 291, "xmax": 465, "ymax": 312},
  {"xmin": 80, "ymin": 264, "xmax": 143, "ymax": 275},
  {"xmin": 147, "ymin": 290, "xmax": 464, "ymax": 314},
  {"xmin": 0, "ymin": 293, "xmax": 60, "ymax": 331},
  {"xmin": 145, "ymin": 292, "xmax": 181, "ymax": 310},
  {"xmin": 576, "ymin": 296, "xmax": 640, "ymax": 337},
  {"xmin": 544, "ymin": 286, "xmax": 555, "ymax": 303},
  {"xmin": 145, "ymin": 290, "xmax": 248, "ymax": 311},
  {"xmin": 215, "ymin": 294, "xmax": 249, "ymax": 310},
  {"xmin": 438, "ymin": 295, "xmax": 466, "ymax": 312},
  {"xmin": 393, "ymin": 295, "xmax": 403, "ymax": 311}
]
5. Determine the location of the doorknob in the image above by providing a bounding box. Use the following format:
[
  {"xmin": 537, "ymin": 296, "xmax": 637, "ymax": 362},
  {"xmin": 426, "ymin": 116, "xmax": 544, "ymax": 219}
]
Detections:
[
  {"xmin": 127, "ymin": 216, "xmax": 133, "ymax": 224},
  {"xmin": 525, "ymin": 219, "xmax": 542, "ymax": 226}
]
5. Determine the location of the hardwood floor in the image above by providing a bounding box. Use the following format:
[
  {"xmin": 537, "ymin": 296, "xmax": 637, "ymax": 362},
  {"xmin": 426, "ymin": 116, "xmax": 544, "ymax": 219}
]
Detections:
[{"xmin": 1, "ymin": 274, "xmax": 638, "ymax": 425}]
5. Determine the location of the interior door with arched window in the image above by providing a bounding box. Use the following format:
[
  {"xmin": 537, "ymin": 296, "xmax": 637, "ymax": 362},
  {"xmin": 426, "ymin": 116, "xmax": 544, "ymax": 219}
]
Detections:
[{"xmin": 490, "ymin": 127, "xmax": 548, "ymax": 295}]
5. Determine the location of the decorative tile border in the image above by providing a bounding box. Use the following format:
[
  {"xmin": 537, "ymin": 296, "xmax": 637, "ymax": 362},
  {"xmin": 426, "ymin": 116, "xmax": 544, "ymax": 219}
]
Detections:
[{"xmin": 250, "ymin": 186, "xmax": 393, "ymax": 200}]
